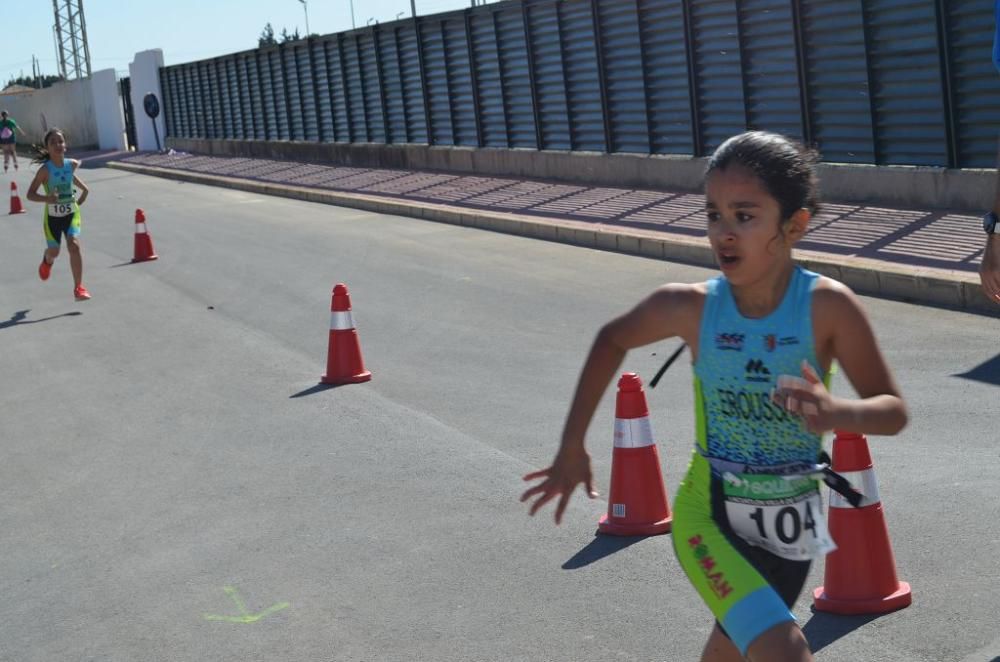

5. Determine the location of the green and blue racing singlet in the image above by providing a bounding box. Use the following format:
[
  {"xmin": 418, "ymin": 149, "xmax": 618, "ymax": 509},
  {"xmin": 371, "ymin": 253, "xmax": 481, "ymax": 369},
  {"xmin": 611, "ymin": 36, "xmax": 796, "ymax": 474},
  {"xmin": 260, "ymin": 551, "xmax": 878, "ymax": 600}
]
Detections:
[{"xmin": 671, "ymin": 266, "xmax": 835, "ymax": 655}]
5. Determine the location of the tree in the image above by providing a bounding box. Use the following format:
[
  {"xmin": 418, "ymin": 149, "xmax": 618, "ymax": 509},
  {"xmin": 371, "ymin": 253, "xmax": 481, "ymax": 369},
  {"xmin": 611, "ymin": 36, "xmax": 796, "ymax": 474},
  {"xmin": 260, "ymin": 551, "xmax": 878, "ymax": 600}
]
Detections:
[
  {"xmin": 280, "ymin": 27, "xmax": 301, "ymax": 43},
  {"xmin": 259, "ymin": 23, "xmax": 277, "ymax": 47},
  {"xmin": 4, "ymin": 74, "xmax": 64, "ymax": 90}
]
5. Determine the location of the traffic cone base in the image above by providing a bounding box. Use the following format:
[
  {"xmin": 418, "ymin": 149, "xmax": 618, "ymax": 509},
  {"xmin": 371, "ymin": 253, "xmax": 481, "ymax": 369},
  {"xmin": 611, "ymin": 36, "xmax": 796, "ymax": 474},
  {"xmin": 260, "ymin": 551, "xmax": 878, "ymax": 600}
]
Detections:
[
  {"xmin": 9, "ymin": 182, "xmax": 25, "ymax": 214},
  {"xmin": 813, "ymin": 581, "xmax": 911, "ymax": 616},
  {"xmin": 597, "ymin": 373, "xmax": 672, "ymax": 537}
]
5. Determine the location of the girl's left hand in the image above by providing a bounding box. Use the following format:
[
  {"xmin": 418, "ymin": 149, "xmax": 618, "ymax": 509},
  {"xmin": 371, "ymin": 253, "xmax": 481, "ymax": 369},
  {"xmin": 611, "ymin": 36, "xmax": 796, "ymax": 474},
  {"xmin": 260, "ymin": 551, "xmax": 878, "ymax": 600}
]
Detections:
[{"xmin": 772, "ymin": 361, "xmax": 843, "ymax": 434}]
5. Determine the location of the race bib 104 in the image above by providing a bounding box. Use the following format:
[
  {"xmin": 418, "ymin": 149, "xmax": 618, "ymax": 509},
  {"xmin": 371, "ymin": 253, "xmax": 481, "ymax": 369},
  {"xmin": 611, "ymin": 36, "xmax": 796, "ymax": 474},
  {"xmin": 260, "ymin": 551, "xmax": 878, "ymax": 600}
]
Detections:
[{"xmin": 723, "ymin": 472, "xmax": 837, "ymax": 561}]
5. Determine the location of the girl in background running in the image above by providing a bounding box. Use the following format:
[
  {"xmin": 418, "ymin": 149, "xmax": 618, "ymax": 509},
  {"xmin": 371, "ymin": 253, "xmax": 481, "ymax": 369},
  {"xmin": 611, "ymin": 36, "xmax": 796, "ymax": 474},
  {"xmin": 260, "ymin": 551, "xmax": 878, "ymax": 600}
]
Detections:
[
  {"xmin": 520, "ymin": 131, "xmax": 907, "ymax": 662},
  {"xmin": 26, "ymin": 128, "xmax": 91, "ymax": 301},
  {"xmin": 0, "ymin": 110, "xmax": 26, "ymax": 172}
]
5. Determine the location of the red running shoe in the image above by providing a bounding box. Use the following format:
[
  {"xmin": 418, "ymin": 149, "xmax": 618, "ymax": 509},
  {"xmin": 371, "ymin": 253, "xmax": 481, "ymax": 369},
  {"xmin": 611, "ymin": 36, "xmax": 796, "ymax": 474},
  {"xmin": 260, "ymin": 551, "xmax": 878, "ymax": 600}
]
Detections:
[
  {"xmin": 74, "ymin": 285, "xmax": 91, "ymax": 301},
  {"xmin": 38, "ymin": 256, "xmax": 51, "ymax": 281}
]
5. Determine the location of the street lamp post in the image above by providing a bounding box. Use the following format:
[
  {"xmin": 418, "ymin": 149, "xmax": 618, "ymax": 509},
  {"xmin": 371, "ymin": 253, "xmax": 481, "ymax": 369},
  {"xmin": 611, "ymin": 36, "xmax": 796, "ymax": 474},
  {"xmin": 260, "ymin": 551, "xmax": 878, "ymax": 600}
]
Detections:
[
  {"xmin": 349, "ymin": 0, "xmax": 356, "ymax": 29},
  {"xmin": 297, "ymin": 0, "xmax": 310, "ymax": 35}
]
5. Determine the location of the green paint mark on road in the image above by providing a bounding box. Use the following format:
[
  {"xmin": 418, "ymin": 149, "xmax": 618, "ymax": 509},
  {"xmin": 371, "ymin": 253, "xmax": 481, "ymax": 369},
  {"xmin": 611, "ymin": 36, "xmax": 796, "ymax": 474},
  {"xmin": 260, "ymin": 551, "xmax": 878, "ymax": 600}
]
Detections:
[{"xmin": 203, "ymin": 585, "xmax": 289, "ymax": 624}]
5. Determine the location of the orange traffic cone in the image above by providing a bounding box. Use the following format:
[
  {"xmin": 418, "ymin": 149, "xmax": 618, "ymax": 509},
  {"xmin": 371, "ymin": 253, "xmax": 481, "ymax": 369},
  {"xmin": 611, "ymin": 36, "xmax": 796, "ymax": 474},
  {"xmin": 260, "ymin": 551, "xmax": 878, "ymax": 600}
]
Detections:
[
  {"xmin": 9, "ymin": 182, "xmax": 25, "ymax": 214},
  {"xmin": 598, "ymin": 373, "xmax": 672, "ymax": 536},
  {"xmin": 320, "ymin": 283, "xmax": 372, "ymax": 385},
  {"xmin": 131, "ymin": 209, "xmax": 158, "ymax": 262},
  {"xmin": 813, "ymin": 430, "xmax": 911, "ymax": 615}
]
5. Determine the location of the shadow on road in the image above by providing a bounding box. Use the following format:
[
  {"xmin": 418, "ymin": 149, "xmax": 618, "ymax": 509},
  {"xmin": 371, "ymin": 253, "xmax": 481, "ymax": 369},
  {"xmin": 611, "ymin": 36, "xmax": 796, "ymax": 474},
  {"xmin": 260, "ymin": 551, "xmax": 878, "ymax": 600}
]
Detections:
[
  {"xmin": 954, "ymin": 353, "xmax": 1000, "ymax": 386},
  {"xmin": 289, "ymin": 383, "xmax": 343, "ymax": 398},
  {"xmin": 0, "ymin": 309, "xmax": 82, "ymax": 330},
  {"xmin": 801, "ymin": 610, "xmax": 880, "ymax": 653},
  {"xmin": 561, "ymin": 533, "xmax": 650, "ymax": 570}
]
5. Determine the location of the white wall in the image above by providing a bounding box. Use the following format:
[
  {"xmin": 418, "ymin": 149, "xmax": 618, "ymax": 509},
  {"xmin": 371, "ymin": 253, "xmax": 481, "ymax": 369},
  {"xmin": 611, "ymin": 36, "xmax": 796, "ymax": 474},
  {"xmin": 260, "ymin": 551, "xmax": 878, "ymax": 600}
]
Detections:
[
  {"xmin": 128, "ymin": 49, "xmax": 166, "ymax": 151},
  {"xmin": 0, "ymin": 77, "xmax": 100, "ymax": 149},
  {"xmin": 90, "ymin": 69, "xmax": 127, "ymax": 150}
]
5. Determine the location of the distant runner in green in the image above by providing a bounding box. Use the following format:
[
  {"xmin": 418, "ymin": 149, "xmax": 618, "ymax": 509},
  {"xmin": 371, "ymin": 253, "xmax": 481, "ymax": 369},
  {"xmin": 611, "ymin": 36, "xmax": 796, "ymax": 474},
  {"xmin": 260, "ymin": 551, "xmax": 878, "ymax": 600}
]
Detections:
[{"xmin": 0, "ymin": 109, "xmax": 25, "ymax": 172}]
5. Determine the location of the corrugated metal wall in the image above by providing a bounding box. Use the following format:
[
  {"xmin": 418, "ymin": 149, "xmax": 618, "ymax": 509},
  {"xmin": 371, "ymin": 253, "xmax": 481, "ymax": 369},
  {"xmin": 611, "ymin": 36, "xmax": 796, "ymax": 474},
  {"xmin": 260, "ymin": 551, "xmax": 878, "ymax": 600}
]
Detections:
[{"xmin": 160, "ymin": 0, "xmax": 998, "ymax": 168}]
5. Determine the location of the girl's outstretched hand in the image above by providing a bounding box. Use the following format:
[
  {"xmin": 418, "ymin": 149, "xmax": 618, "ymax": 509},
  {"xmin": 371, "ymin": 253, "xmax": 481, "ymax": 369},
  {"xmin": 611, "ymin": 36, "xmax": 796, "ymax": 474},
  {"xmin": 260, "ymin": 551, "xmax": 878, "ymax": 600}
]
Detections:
[
  {"xmin": 772, "ymin": 360, "xmax": 842, "ymax": 434},
  {"xmin": 520, "ymin": 445, "xmax": 598, "ymax": 525}
]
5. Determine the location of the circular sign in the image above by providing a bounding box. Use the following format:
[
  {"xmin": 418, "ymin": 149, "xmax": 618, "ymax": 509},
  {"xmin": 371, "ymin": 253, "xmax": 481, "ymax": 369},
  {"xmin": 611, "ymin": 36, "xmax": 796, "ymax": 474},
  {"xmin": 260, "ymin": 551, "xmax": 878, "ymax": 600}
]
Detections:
[{"xmin": 143, "ymin": 93, "xmax": 161, "ymax": 119}]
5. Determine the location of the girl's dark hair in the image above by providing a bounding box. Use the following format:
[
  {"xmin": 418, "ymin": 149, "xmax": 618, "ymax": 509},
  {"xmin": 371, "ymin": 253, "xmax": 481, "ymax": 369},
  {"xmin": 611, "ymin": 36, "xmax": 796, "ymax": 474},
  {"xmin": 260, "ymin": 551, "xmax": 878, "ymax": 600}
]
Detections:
[
  {"xmin": 705, "ymin": 131, "xmax": 820, "ymax": 220},
  {"xmin": 31, "ymin": 128, "xmax": 66, "ymax": 164}
]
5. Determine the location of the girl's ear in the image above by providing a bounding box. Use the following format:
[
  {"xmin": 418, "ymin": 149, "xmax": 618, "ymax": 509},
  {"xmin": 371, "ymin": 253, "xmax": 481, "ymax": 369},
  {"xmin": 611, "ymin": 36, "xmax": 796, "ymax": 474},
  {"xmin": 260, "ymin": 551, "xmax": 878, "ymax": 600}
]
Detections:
[{"xmin": 785, "ymin": 208, "xmax": 811, "ymax": 243}]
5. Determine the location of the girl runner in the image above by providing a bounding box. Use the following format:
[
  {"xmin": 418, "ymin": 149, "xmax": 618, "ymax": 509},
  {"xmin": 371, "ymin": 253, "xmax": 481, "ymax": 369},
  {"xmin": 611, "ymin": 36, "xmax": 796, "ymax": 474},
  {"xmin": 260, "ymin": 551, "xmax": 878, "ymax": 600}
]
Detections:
[
  {"xmin": 521, "ymin": 131, "xmax": 908, "ymax": 662},
  {"xmin": 26, "ymin": 128, "xmax": 92, "ymax": 301}
]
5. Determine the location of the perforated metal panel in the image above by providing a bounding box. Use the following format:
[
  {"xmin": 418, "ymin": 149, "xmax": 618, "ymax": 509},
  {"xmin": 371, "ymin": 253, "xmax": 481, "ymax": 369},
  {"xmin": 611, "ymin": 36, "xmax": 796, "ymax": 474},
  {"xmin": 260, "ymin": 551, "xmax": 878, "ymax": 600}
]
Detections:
[
  {"xmin": 866, "ymin": 0, "xmax": 948, "ymax": 165},
  {"xmin": 690, "ymin": 0, "xmax": 747, "ymax": 154},
  {"xmin": 470, "ymin": 10, "xmax": 508, "ymax": 148},
  {"xmin": 442, "ymin": 16, "xmax": 478, "ymax": 146},
  {"xmin": 397, "ymin": 24, "xmax": 428, "ymax": 143},
  {"xmin": 249, "ymin": 54, "xmax": 268, "ymax": 140},
  {"xmin": 597, "ymin": 0, "xmax": 649, "ymax": 153},
  {"xmin": 496, "ymin": 6, "xmax": 535, "ymax": 148},
  {"xmin": 560, "ymin": 1, "xmax": 605, "ymax": 151},
  {"xmin": 526, "ymin": 2, "xmax": 570, "ymax": 150},
  {"xmin": 638, "ymin": 0, "xmax": 695, "ymax": 154},
  {"xmin": 799, "ymin": 0, "xmax": 873, "ymax": 162},
  {"xmin": 378, "ymin": 28, "xmax": 407, "ymax": 143},
  {"xmin": 156, "ymin": 0, "xmax": 995, "ymax": 168},
  {"xmin": 738, "ymin": 0, "xmax": 804, "ymax": 140},
  {"xmin": 944, "ymin": 0, "xmax": 999, "ymax": 167},
  {"xmin": 421, "ymin": 19, "xmax": 454, "ymax": 145},
  {"xmin": 311, "ymin": 40, "xmax": 333, "ymax": 142},
  {"xmin": 359, "ymin": 32, "xmax": 387, "ymax": 144},
  {"xmin": 326, "ymin": 37, "xmax": 350, "ymax": 143}
]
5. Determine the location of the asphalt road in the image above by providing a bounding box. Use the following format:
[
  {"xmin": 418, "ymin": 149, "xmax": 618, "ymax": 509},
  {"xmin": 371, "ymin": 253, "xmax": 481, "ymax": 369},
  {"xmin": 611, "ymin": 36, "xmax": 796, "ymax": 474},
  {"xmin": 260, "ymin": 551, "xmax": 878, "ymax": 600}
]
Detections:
[{"xmin": 2, "ymin": 168, "xmax": 998, "ymax": 662}]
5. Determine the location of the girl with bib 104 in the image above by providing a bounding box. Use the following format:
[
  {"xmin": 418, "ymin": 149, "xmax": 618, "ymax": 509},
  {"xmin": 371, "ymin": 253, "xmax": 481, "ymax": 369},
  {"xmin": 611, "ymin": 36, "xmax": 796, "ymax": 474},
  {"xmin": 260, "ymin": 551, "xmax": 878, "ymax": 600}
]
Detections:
[
  {"xmin": 520, "ymin": 131, "xmax": 908, "ymax": 662},
  {"xmin": 26, "ymin": 128, "xmax": 92, "ymax": 301}
]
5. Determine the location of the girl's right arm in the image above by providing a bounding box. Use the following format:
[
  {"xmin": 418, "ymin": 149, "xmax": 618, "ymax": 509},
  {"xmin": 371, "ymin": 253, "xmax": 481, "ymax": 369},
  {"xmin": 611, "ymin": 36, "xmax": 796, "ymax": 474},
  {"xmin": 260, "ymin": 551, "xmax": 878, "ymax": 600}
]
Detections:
[
  {"xmin": 26, "ymin": 168, "xmax": 55, "ymax": 203},
  {"xmin": 520, "ymin": 283, "xmax": 702, "ymax": 524}
]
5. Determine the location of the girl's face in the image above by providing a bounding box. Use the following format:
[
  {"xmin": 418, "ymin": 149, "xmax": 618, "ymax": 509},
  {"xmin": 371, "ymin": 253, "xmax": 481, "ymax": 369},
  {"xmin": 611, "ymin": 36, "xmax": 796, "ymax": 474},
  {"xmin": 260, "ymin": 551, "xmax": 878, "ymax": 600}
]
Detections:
[
  {"xmin": 47, "ymin": 132, "xmax": 67, "ymax": 157},
  {"xmin": 704, "ymin": 164, "xmax": 805, "ymax": 287}
]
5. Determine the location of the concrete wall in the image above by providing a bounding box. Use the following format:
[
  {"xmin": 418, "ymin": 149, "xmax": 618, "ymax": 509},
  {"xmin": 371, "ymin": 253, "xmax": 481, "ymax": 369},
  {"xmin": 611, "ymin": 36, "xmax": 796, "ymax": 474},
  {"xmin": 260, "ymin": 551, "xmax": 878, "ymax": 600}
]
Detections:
[
  {"xmin": 0, "ymin": 76, "xmax": 101, "ymax": 149},
  {"xmin": 128, "ymin": 50, "xmax": 166, "ymax": 152},
  {"xmin": 90, "ymin": 69, "xmax": 127, "ymax": 151},
  {"xmin": 166, "ymin": 137, "xmax": 994, "ymax": 213}
]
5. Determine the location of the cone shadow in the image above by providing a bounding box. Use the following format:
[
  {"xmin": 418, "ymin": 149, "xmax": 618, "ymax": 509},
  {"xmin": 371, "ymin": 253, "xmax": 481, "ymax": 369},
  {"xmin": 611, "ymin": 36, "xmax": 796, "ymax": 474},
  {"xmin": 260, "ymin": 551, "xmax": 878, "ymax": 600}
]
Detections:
[
  {"xmin": 1, "ymin": 309, "xmax": 82, "ymax": 330},
  {"xmin": 801, "ymin": 610, "xmax": 880, "ymax": 653},
  {"xmin": 561, "ymin": 533, "xmax": 651, "ymax": 570},
  {"xmin": 289, "ymin": 383, "xmax": 344, "ymax": 398},
  {"xmin": 954, "ymin": 353, "xmax": 1000, "ymax": 386}
]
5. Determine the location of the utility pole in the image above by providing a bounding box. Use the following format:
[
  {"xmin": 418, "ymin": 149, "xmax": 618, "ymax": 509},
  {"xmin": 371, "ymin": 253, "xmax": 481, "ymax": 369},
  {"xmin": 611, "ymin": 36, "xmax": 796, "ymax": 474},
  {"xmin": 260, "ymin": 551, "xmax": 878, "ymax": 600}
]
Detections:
[
  {"xmin": 350, "ymin": 0, "xmax": 356, "ymax": 29},
  {"xmin": 297, "ymin": 0, "xmax": 310, "ymax": 35},
  {"xmin": 411, "ymin": 0, "xmax": 417, "ymax": 17}
]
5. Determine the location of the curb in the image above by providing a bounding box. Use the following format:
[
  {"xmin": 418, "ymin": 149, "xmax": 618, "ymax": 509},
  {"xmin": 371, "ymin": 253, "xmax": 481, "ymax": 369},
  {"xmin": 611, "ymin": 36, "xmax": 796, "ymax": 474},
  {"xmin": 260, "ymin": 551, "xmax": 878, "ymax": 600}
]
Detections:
[{"xmin": 107, "ymin": 161, "xmax": 997, "ymax": 316}]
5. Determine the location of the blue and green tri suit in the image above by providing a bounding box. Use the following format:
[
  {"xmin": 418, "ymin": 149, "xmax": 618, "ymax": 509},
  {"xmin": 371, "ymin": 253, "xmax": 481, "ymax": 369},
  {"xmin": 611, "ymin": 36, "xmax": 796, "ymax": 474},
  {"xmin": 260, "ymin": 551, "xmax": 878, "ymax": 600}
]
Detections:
[
  {"xmin": 672, "ymin": 266, "xmax": 830, "ymax": 655},
  {"xmin": 41, "ymin": 160, "xmax": 81, "ymax": 248}
]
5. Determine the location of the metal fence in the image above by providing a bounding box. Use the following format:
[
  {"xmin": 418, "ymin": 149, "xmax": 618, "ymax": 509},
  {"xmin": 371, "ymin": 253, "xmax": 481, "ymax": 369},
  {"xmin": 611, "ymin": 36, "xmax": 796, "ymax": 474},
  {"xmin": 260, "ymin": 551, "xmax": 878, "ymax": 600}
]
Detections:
[{"xmin": 159, "ymin": 0, "xmax": 999, "ymax": 168}]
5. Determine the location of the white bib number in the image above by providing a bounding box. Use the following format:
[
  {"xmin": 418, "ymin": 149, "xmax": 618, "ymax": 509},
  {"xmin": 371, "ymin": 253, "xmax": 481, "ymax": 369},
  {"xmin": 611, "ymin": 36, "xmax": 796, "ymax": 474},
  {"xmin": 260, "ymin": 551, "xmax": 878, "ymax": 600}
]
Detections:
[
  {"xmin": 724, "ymin": 475, "xmax": 836, "ymax": 561},
  {"xmin": 48, "ymin": 202, "xmax": 74, "ymax": 217}
]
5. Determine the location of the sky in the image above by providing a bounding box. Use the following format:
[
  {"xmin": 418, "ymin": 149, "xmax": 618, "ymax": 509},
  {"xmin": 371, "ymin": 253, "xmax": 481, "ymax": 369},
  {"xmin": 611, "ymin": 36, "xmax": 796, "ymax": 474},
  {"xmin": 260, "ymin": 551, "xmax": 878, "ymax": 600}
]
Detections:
[{"xmin": 1, "ymin": 0, "xmax": 494, "ymax": 87}]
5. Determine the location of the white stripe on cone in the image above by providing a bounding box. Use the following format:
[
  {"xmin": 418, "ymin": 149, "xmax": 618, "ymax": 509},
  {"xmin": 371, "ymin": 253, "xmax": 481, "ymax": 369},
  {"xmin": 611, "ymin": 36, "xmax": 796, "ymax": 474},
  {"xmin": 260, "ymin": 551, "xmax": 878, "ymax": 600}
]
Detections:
[
  {"xmin": 135, "ymin": 223, "xmax": 147, "ymax": 233},
  {"xmin": 612, "ymin": 416, "xmax": 654, "ymax": 449},
  {"xmin": 828, "ymin": 467, "xmax": 880, "ymax": 508},
  {"xmin": 330, "ymin": 311, "xmax": 355, "ymax": 330}
]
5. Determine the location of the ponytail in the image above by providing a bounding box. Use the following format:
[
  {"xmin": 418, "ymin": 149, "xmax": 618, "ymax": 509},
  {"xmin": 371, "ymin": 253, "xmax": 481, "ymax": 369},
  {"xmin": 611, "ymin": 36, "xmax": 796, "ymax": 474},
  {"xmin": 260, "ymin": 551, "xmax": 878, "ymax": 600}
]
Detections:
[{"xmin": 31, "ymin": 128, "xmax": 65, "ymax": 165}]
